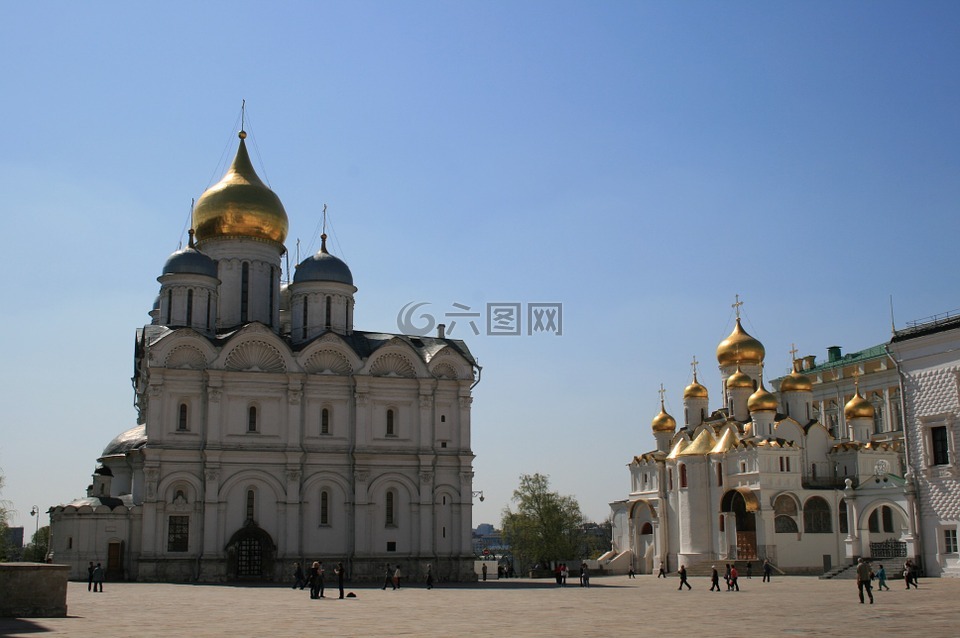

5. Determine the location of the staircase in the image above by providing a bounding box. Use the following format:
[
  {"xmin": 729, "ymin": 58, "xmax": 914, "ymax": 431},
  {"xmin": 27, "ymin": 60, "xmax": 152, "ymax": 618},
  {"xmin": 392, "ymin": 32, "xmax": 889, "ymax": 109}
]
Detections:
[{"xmin": 819, "ymin": 562, "xmax": 856, "ymax": 580}]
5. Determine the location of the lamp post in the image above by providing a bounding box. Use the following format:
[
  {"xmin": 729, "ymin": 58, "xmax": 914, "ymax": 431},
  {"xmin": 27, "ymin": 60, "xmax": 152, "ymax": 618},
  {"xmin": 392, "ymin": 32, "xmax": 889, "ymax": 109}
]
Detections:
[
  {"xmin": 472, "ymin": 491, "xmax": 484, "ymax": 502},
  {"xmin": 29, "ymin": 506, "xmax": 40, "ymax": 560}
]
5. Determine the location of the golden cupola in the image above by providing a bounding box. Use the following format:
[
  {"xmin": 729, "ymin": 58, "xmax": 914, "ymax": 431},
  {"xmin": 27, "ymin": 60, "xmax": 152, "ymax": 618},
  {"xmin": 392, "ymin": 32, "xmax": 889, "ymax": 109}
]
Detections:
[
  {"xmin": 652, "ymin": 401, "xmax": 677, "ymax": 433},
  {"xmin": 683, "ymin": 373, "xmax": 709, "ymax": 400},
  {"xmin": 726, "ymin": 366, "xmax": 754, "ymax": 390},
  {"xmin": 844, "ymin": 390, "xmax": 875, "ymax": 420},
  {"xmin": 780, "ymin": 370, "xmax": 813, "ymax": 393},
  {"xmin": 193, "ymin": 132, "xmax": 289, "ymax": 245},
  {"xmin": 748, "ymin": 380, "xmax": 778, "ymax": 413},
  {"xmin": 717, "ymin": 318, "xmax": 765, "ymax": 367}
]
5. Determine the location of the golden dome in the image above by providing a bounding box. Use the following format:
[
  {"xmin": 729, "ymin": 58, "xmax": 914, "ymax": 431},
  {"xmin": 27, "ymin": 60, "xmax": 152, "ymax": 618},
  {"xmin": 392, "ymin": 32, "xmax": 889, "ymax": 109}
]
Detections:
[
  {"xmin": 726, "ymin": 367, "xmax": 754, "ymax": 390},
  {"xmin": 747, "ymin": 382, "xmax": 778, "ymax": 412},
  {"xmin": 193, "ymin": 134, "xmax": 289, "ymax": 245},
  {"xmin": 678, "ymin": 428, "xmax": 717, "ymax": 456},
  {"xmin": 779, "ymin": 370, "xmax": 812, "ymax": 393},
  {"xmin": 844, "ymin": 391, "xmax": 875, "ymax": 420},
  {"xmin": 683, "ymin": 373, "xmax": 709, "ymax": 399},
  {"xmin": 716, "ymin": 318, "xmax": 765, "ymax": 367},
  {"xmin": 652, "ymin": 402, "xmax": 677, "ymax": 433}
]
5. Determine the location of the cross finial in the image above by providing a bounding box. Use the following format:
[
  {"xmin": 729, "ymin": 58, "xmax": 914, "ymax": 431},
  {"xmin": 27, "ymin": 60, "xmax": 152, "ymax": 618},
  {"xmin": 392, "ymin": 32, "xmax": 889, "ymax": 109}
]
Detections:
[
  {"xmin": 658, "ymin": 383, "xmax": 666, "ymax": 405},
  {"xmin": 691, "ymin": 356, "xmax": 700, "ymax": 379},
  {"xmin": 789, "ymin": 343, "xmax": 799, "ymax": 361},
  {"xmin": 320, "ymin": 204, "xmax": 329, "ymax": 253},
  {"xmin": 732, "ymin": 294, "xmax": 744, "ymax": 319},
  {"xmin": 852, "ymin": 368, "xmax": 861, "ymax": 391}
]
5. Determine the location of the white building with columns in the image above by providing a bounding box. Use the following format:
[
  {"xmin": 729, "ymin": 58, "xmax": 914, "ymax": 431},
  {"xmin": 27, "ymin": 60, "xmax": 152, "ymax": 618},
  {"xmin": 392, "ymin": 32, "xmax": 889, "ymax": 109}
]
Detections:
[
  {"xmin": 49, "ymin": 130, "xmax": 480, "ymax": 583},
  {"xmin": 610, "ymin": 306, "xmax": 914, "ymax": 576}
]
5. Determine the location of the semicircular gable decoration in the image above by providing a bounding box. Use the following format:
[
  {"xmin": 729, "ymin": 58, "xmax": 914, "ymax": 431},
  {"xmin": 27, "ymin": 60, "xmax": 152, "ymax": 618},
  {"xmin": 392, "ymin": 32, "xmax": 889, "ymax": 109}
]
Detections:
[
  {"xmin": 305, "ymin": 349, "xmax": 353, "ymax": 375},
  {"xmin": 165, "ymin": 345, "xmax": 208, "ymax": 370},
  {"xmin": 224, "ymin": 340, "xmax": 286, "ymax": 373},
  {"xmin": 431, "ymin": 362, "xmax": 459, "ymax": 380},
  {"xmin": 369, "ymin": 352, "xmax": 417, "ymax": 378}
]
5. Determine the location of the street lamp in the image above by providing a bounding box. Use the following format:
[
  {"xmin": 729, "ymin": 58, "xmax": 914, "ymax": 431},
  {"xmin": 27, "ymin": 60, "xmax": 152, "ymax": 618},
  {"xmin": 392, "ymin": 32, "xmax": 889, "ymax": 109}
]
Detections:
[
  {"xmin": 29, "ymin": 506, "xmax": 40, "ymax": 556},
  {"xmin": 472, "ymin": 491, "xmax": 484, "ymax": 502}
]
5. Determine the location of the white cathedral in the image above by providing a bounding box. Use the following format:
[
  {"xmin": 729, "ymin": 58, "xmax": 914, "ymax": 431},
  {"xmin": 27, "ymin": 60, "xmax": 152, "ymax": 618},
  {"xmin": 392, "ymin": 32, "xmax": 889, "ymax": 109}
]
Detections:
[
  {"xmin": 49, "ymin": 130, "xmax": 480, "ymax": 582},
  {"xmin": 610, "ymin": 306, "xmax": 916, "ymax": 576}
]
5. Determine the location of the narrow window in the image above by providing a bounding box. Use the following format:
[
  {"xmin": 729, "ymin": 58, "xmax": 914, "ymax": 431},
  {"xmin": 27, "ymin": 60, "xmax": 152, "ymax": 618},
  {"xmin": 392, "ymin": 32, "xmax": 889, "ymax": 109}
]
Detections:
[
  {"xmin": 248, "ymin": 406, "xmax": 258, "ymax": 433},
  {"xmin": 67, "ymin": 536, "xmax": 73, "ymax": 549},
  {"xmin": 167, "ymin": 515, "xmax": 189, "ymax": 552},
  {"xmin": 268, "ymin": 266, "xmax": 275, "ymax": 326},
  {"xmin": 302, "ymin": 297, "xmax": 308, "ymax": 339},
  {"xmin": 186, "ymin": 289, "xmax": 194, "ymax": 326},
  {"xmin": 442, "ymin": 526, "xmax": 446, "ymax": 538},
  {"xmin": 679, "ymin": 464, "xmax": 688, "ymax": 488},
  {"xmin": 385, "ymin": 490, "xmax": 395, "ymax": 526},
  {"xmin": 206, "ymin": 294, "xmax": 212, "ymax": 331},
  {"xmin": 668, "ymin": 469, "xmax": 673, "ymax": 490},
  {"xmin": 321, "ymin": 408, "xmax": 330, "ymax": 435},
  {"xmin": 320, "ymin": 490, "xmax": 329, "ymax": 526},
  {"xmin": 178, "ymin": 403, "xmax": 188, "ymax": 431},
  {"xmin": 717, "ymin": 463, "xmax": 723, "ymax": 486},
  {"xmin": 246, "ymin": 489, "xmax": 255, "ymax": 521},
  {"xmin": 386, "ymin": 409, "xmax": 395, "ymax": 436},
  {"xmin": 779, "ymin": 457, "xmax": 785, "ymax": 472},
  {"xmin": 240, "ymin": 262, "xmax": 250, "ymax": 323},
  {"xmin": 839, "ymin": 499, "xmax": 848, "ymax": 534},
  {"xmin": 719, "ymin": 515, "xmax": 725, "ymax": 532},
  {"xmin": 166, "ymin": 289, "xmax": 173, "ymax": 323},
  {"xmin": 786, "ymin": 457, "xmax": 791, "ymax": 472},
  {"xmin": 325, "ymin": 295, "xmax": 332, "ymax": 330},
  {"xmin": 931, "ymin": 426, "xmax": 950, "ymax": 465},
  {"xmin": 441, "ymin": 415, "xmax": 446, "ymax": 423},
  {"xmin": 882, "ymin": 506, "xmax": 894, "ymax": 533}
]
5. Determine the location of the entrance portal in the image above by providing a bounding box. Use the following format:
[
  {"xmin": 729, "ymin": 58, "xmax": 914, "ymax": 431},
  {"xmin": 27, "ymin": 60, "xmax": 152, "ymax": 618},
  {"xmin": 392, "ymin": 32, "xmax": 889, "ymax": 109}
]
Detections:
[
  {"xmin": 225, "ymin": 521, "xmax": 276, "ymax": 581},
  {"xmin": 721, "ymin": 489, "xmax": 759, "ymax": 560}
]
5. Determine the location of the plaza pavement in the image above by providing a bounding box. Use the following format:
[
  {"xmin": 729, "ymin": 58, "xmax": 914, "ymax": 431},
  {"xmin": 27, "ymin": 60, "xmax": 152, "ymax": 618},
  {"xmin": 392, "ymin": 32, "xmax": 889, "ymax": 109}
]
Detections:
[{"xmin": 2, "ymin": 573, "xmax": 960, "ymax": 637}]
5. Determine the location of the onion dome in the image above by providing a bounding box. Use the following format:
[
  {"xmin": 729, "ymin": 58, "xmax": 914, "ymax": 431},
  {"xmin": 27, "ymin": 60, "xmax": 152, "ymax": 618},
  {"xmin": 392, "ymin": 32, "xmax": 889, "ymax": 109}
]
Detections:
[
  {"xmin": 726, "ymin": 367, "xmax": 754, "ymax": 390},
  {"xmin": 748, "ymin": 381, "xmax": 778, "ymax": 412},
  {"xmin": 102, "ymin": 425, "xmax": 147, "ymax": 457},
  {"xmin": 652, "ymin": 401, "xmax": 677, "ymax": 433},
  {"xmin": 293, "ymin": 234, "xmax": 354, "ymax": 285},
  {"xmin": 779, "ymin": 370, "xmax": 812, "ymax": 393},
  {"xmin": 162, "ymin": 242, "xmax": 217, "ymax": 278},
  {"xmin": 844, "ymin": 391, "xmax": 875, "ymax": 420},
  {"xmin": 683, "ymin": 373, "xmax": 709, "ymax": 399},
  {"xmin": 717, "ymin": 318, "xmax": 765, "ymax": 367},
  {"xmin": 193, "ymin": 132, "xmax": 289, "ymax": 245}
]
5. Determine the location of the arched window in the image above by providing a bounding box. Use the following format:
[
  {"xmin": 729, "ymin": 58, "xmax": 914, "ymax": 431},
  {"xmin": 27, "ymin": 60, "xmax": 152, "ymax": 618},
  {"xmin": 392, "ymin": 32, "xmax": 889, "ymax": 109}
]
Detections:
[
  {"xmin": 882, "ymin": 505, "xmax": 894, "ymax": 533},
  {"xmin": 240, "ymin": 262, "xmax": 250, "ymax": 323},
  {"xmin": 386, "ymin": 409, "xmax": 395, "ymax": 436},
  {"xmin": 325, "ymin": 296, "xmax": 332, "ymax": 330},
  {"xmin": 165, "ymin": 289, "xmax": 173, "ymax": 324},
  {"xmin": 321, "ymin": 408, "xmax": 330, "ymax": 435},
  {"xmin": 803, "ymin": 496, "xmax": 831, "ymax": 533},
  {"xmin": 320, "ymin": 490, "xmax": 330, "ymax": 526},
  {"xmin": 679, "ymin": 464, "xmax": 688, "ymax": 488},
  {"xmin": 640, "ymin": 522, "xmax": 653, "ymax": 535},
  {"xmin": 178, "ymin": 403, "xmax": 188, "ymax": 431},
  {"xmin": 385, "ymin": 490, "xmax": 395, "ymax": 527},
  {"xmin": 302, "ymin": 297, "xmax": 308, "ymax": 339},
  {"xmin": 248, "ymin": 406, "xmax": 258, "ymax": 433},
  {"xmin": 186, "ymin": 289, "xmax": 194, "ymax": 326},
  {"xmin": 775, "ymin": 516, "xmax": 799, "ymax": 533},
  {"xmin": 774, "ymin": 495, "xmax": 799, "ymax": 533},
  {"xmin": 839, "ymin": 498, "xmax": 848, "ymax": 534},
  {"xmin": 246, "ymin": 489, "xmax": 255, "ymax": 521},
  {"xmin": 719, "ymin": 514, "xmax": 725, "ymax": 532}
]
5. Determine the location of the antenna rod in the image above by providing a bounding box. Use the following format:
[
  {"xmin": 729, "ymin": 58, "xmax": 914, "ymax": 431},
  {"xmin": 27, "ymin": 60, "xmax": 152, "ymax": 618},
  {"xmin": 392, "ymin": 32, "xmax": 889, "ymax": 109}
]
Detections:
[{"xmin": 241, "ymin": 99, "xmax": 246, "ymax": 131}]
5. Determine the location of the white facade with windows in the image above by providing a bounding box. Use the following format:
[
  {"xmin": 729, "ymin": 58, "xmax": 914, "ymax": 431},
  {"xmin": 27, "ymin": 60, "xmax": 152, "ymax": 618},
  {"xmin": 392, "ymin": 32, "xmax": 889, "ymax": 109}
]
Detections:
[
  {"xmin": 889, "ymin": 312, "xmax": 960, "ymax": 577},
  {"xmin": 609, "ymin": 309, "xmax": 913, "ymax": 576},
  {"xmin": 49, "ymin": 131, "xmax": 480, "ymax": 582}
]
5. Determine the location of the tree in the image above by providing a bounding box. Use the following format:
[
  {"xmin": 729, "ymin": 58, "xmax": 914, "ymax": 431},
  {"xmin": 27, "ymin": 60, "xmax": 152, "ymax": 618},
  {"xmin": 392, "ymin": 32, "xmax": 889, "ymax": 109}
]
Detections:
[
  {"xmin": 501, "ymin": 473, "xmax": 585, "ymax": 571},
  {"xmin": 23, "ymin": 526, "xmax": 51, "ymax": 562},
  {"xmin": 0, "ymin": 471, "xmax": 11, "ymax": 561}
]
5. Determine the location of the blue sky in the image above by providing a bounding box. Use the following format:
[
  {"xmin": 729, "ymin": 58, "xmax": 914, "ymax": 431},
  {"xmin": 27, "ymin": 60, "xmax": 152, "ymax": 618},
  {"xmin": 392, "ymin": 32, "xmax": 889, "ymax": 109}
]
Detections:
[{"xmin": 1, "ymin": 1, "xmax": 958, "ymax": 531}]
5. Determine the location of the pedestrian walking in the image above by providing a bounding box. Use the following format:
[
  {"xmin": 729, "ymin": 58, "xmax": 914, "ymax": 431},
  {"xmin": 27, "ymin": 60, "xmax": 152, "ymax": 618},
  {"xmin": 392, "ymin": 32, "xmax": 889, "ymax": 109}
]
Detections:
[
  {"xmin": 746, "ymin": 562, "xmax": 753, "ymax": 579},
  {"xmin": 876, "ymin": 564, "xmax": 890, "ymax": 591},
  {"xmin": 856, "ymin": 558, "xmax": 874, "ymax": 604},
  {"xmin": 762, "ymin": 559, "xmax": 772, "ymax": 582},
  {"xmin": 293, "ymin": 561, "xmax": 305, "ymax": 590},
  {"xmin": 710, "ymin": 566, "xmax": 721, "ymax": 591},
  {"xmin": 308, "ymin": 561, "xmax": 321, "ymax": 599},
  {"xmin": 677, "ymin": 564, "xmax": 691, "ymax": 590},
  {"xmin": 426, "ymin": 564, "xmax": 434, "ymax": 590},
  {"xmin": 657, "ymin": 561, "xmax": 666, "ymax": 578},
  {"xmin": 482, "ymin": 562, "xmax": 488, "ymax": 581},
  {"xmin": 729, "ymin": 565, "xmax": 740, "ymax": 591},
  {"xmin": 87, "ymin": 562, "xmax": 95, "ymax": 592},
  {"xmin": 628, "ymin": 565, "xmax": 636, "ymax": 579},
  {"xmin": 393, "ymin": 564, "xmax": 402, "ymax": 589},
  {"xmin": 382, "ymin": 565, "xmax": 395, "ymax": 590},
  {"xmin": 580, "ymin": 563, "xmax": 590, "ymax": 587},
  {"xmin": 336, "ymin": 562, "xmax": 346, "ymax": 599}
]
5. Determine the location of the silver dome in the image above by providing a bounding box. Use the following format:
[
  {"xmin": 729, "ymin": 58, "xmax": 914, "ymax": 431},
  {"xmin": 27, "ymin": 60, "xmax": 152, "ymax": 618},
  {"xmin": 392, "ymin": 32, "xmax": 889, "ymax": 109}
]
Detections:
[
  {"xmin": 293, "ymin": 251, "xmax": 354, "ymax": 285},
  {"xmin": 162, "ymin": 247, "xmax": 218, "ymax": 278}
]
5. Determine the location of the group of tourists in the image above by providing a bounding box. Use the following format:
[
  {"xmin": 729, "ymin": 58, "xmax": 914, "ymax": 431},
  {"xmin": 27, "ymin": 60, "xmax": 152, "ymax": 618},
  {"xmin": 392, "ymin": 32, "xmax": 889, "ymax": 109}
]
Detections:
[
  {"xmin": 855, "ymin": 557, "xmax": 921, "ymax": 604},
  {"xmin": 292, "ymin": 560, "xmax": 346, "ymax": 599},
  {"xmin": 86, "ymin": 562, "xmax": 104, "ymax": 592}
]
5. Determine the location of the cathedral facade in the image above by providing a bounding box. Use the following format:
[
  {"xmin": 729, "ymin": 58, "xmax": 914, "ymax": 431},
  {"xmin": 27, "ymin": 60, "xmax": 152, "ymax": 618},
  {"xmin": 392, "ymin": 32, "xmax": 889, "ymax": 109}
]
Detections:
[
  {"xmin": 50, "ymin": 131, "xmax": 480, "ymax": 582},
  {"xmin": 610, "ymin": 309, "xmax": 914, "ymax": 576}
]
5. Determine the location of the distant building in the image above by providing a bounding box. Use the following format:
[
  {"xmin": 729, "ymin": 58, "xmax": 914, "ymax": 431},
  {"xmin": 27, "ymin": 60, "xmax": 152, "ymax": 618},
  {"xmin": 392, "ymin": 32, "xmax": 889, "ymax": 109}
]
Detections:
[
  {"xmin": 889, "ymin": 309, "xmax": 960, "ymax": 577},
  {"xmin": 610, "ymin": 303, "xmax": 912, "ymax": 576}
]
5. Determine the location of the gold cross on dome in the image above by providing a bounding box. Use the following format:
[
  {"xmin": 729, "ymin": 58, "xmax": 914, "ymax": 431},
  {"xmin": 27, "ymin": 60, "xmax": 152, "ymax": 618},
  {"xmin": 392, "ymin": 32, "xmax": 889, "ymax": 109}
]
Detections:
[
  {"xmin": 658, "ymin": 383, "xmax": 666, "ymax": 404},
  {"xmin": 691, "ymin": 356, "xmax": 700, "ymax": 378},
  {"xmin": 732, "ymin": 294, "xmax": 743, "ymax": 319},
  {"xmin": 789, "ymin": 343, "xmax": 799, "ymax": 361}
]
